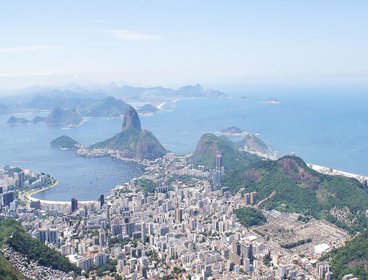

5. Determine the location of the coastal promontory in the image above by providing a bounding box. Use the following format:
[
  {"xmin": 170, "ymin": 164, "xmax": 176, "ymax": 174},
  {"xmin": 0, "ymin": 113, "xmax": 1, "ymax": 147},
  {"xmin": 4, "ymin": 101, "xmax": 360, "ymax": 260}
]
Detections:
[{"xmin": 90, "ymin": 106, "xmax": 167, "ymax": 160}]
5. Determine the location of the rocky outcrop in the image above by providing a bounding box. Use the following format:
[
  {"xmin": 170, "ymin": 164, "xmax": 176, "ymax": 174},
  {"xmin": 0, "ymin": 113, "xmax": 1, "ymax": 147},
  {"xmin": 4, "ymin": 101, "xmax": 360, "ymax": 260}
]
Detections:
[
  {"xmin": 90, "ymin": 106, "xmax": 166, "ymax": 160},
  {"xmin": 122, "ymin": 106, "xmax": 141, "ymax": 132}
]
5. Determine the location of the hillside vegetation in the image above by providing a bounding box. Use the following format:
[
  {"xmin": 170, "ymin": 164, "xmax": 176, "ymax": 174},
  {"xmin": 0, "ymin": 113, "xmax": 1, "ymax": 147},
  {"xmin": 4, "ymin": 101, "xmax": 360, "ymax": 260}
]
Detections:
[
  {"xmin": 51, "ymin": 135, "xmax": 79, "ymax": 149},
  {"xmin": 190, "ymin": 133, "xmax": 260, "ymax": 172},
  {"xmin": 235, "ymin": 207, "xmax": 267, "ymax": 227},
  {"xmin": 223, "ymin": 155, "xmax": 368, "ymax": 233},
  {"xmin": 0, "ymin": 219, "xmax": 79, "ymax": 274},
  {"xmin": 324, "ymin": 230, "xmax": 368, "ymax": 279},
  {"xmin": 0, "ymin": 254, "xmax": 24, "ymax": 280}
]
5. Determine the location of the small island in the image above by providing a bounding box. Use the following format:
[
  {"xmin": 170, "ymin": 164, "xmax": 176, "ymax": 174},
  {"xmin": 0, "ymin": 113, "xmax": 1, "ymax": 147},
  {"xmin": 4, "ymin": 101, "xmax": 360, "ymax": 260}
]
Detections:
[
  {"xmin": 6, "ymin": 116, "xmax": 30, "ymax": 125},
  {"xmin": 264, "ymin": 98, "xmax": 280, "ymax": 104},
  {"xmin": 220, "ymin": 126, "xmax": 243, "ymax": 135},
  {"xmin": 50, "ymin": 135, "xmax": 80, "ymax": 150}
]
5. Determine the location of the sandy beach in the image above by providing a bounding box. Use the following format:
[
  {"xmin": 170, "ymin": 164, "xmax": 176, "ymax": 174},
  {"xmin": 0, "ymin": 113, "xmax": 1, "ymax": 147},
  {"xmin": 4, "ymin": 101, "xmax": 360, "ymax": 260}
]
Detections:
[{"xmin": 21, "ymin": 180, "xmax": 96, "ymax": 205}]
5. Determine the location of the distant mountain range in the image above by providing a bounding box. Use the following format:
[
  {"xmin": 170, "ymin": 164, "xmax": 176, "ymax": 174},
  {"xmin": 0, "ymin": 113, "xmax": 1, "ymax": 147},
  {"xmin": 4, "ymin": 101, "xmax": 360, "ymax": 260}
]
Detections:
[
  {"xmin": 137, "ymin": 104, "xmax": 159, "ymax": 114},
  {"xmin": 6, "ymin": 107, "xmax": 83, "ymax": 127},
  {"xmin": 85, "ymin": 96, "xmax": 129, "ymax": 118},
  {"xmin": 2, "ymin": 83, "xmax": 226, "ymax": 111}
]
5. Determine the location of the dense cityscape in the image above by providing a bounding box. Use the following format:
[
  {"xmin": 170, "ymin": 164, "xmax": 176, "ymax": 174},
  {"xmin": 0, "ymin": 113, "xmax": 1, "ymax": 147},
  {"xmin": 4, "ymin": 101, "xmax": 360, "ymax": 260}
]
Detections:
[{"xmin": 0, "ymin": 150, "xmax": 358, "ymax": 280}]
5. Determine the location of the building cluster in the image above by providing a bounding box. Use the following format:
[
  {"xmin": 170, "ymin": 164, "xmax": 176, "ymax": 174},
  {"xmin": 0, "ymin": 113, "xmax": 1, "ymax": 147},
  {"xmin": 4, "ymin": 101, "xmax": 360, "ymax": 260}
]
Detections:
[
  {"xmin": 0, "ymin": 156, "xmax": 355, "ymax": 280},
  {"xmin": 0, "ymin": 166, "xmax": 52, "ymax": 210}
]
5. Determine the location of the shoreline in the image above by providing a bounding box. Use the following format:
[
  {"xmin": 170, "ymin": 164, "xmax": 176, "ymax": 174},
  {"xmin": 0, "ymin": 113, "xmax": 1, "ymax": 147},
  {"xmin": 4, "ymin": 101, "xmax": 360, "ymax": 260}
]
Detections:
[
  {"xmin": 22, "ymin": 180, "xmax": 96, "ymax": 205},
  {"xmin": 308, "ymin": 163, "xmax": 368, "ymax": 183},
  {"xmin": 20, "ymin": 150, "xmax": 368, "ymax": 205}
]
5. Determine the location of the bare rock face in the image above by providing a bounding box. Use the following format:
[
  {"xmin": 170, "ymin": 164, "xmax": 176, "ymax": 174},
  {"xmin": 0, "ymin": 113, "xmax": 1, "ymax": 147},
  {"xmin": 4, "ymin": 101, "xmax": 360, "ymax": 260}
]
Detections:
[{"xmin": 122, "ymin": 106, "xmax": 141, "ymax": 132}]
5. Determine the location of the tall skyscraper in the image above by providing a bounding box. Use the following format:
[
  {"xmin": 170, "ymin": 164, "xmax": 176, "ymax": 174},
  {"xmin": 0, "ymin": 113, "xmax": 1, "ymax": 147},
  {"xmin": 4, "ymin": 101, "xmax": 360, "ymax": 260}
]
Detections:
[
  {"xmin": 71, "ymin": 197, "xmax": 78, "ymax": 212},
  {"xmin": 99, "ymin": 194, "xmax": 105, "ymax": 208},
  {"xmin": 175, "ymin": 208, "xmax": 183, "ymax": 224},
  {"xmin": 216, "ymin": 154, "xmax": 223, "ymax": 171},
  {"xmin": 2, "ymin": 191, "xmax": 14, "ymax": 207}
]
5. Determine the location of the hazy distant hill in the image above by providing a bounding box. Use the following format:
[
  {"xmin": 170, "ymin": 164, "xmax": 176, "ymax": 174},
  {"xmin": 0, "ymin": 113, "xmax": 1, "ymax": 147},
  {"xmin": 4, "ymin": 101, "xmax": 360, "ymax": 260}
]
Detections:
[
  {"xmin": 90, "ymin": 106, "xmax": 167, "ymax": 160},
  {"xmin": 24, "ymin": 93, "xmax": 98, "ymax": 111},
  {"xmin": 85, "ymin": 96, "xmax": 129, "ymax": 118},
  {"xmin": 107, "ymin": 83, "xmax": 227, "ymax": 100},
  {"xmin": 4, "ymin": 84, "xmax": 226, "ymax": 113},
  {"xmin": 6, "ymin": 116, "xmax": 30, "ymax": 125},
  {"xmin": 236, "ymin": 133, "xmax": 270, "ymax": 154},
  {"xmin": 137, "ymin": 104, "xmax": 159, "ymax": 114},
  {"xmin": 44, "ymin": 107, "xmax": 83, "ymax": 126}
]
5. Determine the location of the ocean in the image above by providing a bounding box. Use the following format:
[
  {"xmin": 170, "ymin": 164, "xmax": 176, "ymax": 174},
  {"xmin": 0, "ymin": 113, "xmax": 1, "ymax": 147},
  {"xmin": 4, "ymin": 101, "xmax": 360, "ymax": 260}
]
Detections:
[{"xmin": 1, "ymin": 88, "xmax": 367, "ymax": 201}]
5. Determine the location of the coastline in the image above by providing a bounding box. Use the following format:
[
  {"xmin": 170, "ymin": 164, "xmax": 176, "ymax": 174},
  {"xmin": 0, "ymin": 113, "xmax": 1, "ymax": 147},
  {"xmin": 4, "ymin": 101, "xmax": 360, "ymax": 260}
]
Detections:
[
  {"xmin": 308, "ymin": 163, "xmax": 368, "ymax": 183},
  {"xmin": 21, "ymin": 180, "xmax": 96, "ymax": 205}
]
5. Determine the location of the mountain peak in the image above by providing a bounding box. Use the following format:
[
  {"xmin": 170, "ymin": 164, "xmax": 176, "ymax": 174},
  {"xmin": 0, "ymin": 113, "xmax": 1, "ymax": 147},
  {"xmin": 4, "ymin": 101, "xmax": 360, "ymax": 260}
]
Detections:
[{"xmin": 122, "ymin": 106, "xmax": 141, "ymax": 132}]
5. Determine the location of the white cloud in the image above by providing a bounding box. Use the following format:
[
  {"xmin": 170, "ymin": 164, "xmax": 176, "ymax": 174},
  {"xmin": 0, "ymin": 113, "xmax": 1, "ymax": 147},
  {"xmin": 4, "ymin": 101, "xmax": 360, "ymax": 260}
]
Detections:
[
  {"xmin": 108, "ymin": 29, "xmax": 161, "ymax": 41},
  {"xmin": 0, "ymin": 46, "xmax": 61, "ymax": 53}
]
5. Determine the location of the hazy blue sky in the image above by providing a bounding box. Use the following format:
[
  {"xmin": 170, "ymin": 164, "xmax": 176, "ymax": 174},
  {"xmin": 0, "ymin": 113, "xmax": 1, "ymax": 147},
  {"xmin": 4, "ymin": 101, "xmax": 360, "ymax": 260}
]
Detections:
[{"xmin": 0, "ymin": 0, "xmax": 367, "ymax": 90}]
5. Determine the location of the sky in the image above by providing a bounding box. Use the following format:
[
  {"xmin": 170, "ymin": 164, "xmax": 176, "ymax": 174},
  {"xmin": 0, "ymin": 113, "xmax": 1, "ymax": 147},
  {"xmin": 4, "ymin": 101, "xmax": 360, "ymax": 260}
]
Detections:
[{"xmin": 0, "ymin": 0, "xmax": 368, "ymax": 90}]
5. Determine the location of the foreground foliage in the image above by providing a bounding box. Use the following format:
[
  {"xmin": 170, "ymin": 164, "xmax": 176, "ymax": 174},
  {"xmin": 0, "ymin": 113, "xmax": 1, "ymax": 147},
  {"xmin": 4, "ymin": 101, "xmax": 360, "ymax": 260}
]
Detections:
[
  {"xmin": 0, "ymin": 254, "xmax": 24, "ymax": 280},
  {"xmin": 0, "ymin": 219, "xmax": 80, "ymax": 274},
  {"xmin": 324, "ymin": 230, "xmax": 368, "ymax": 280}
]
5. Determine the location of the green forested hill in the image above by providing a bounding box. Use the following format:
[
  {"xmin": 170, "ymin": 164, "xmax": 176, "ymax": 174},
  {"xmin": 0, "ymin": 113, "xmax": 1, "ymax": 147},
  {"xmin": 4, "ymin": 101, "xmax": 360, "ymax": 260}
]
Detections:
[
  {"xmin": 325, "ymin": 230, "xmax": 368, "ymax": 279},
  {"xmin": 222, "ymin": 155, "xmax": 368, "ymax": 233},
  {"xmin": 190, "ymin": 133, "xmax": 260, "ymax": 171}
]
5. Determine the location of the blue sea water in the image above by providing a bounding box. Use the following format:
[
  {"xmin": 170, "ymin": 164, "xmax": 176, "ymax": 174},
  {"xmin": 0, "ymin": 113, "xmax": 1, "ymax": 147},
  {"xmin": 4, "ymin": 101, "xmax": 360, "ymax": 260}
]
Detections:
[{"xmin": 0, "ymin": 88, "xmax": 367, "ymax": 201}]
